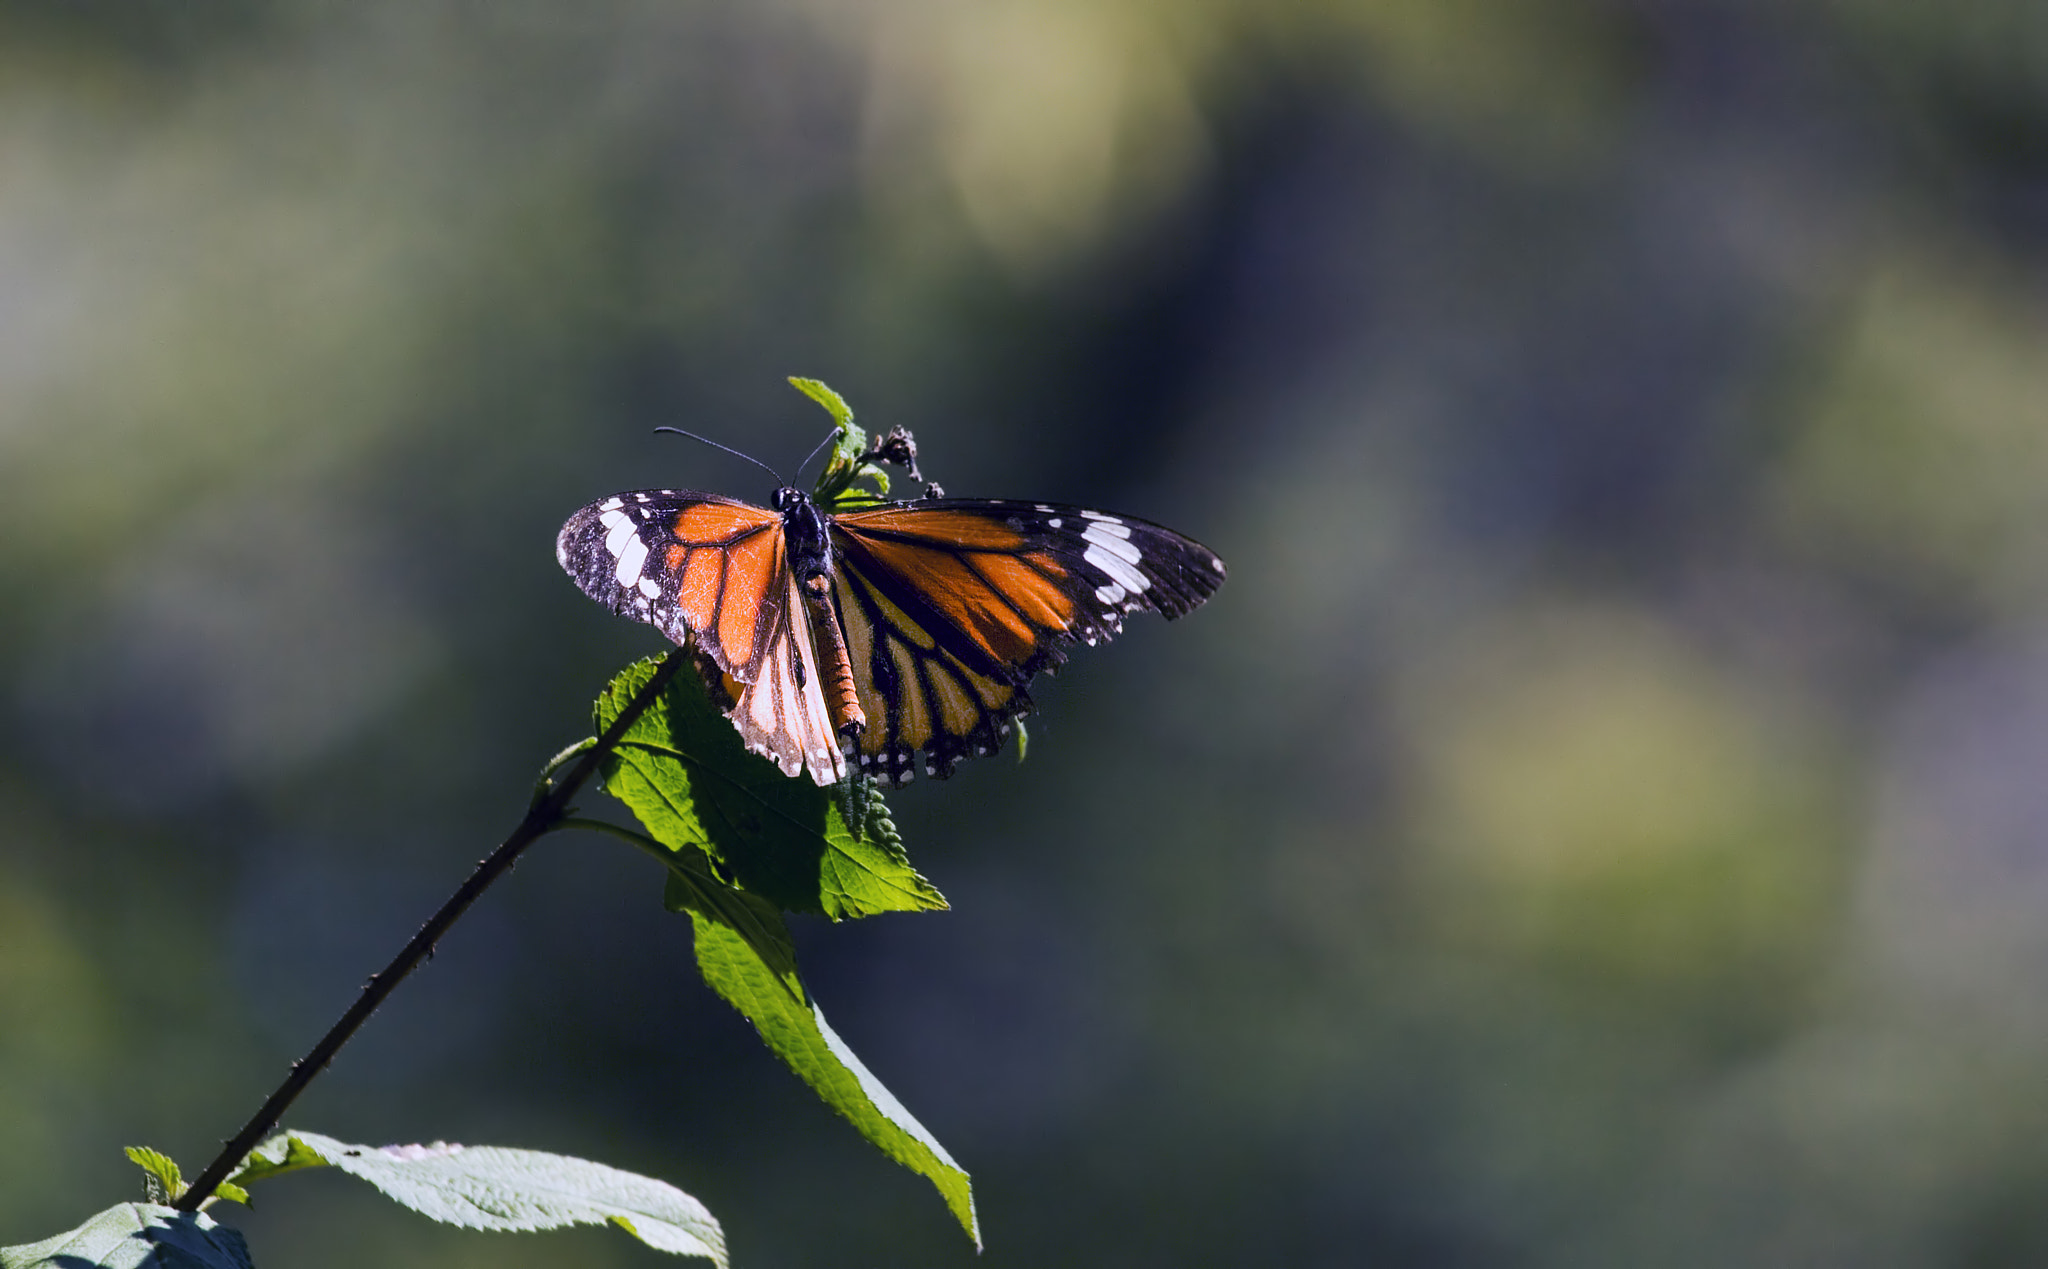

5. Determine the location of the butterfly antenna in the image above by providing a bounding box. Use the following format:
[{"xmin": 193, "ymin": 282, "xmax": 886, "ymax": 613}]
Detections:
[
  {"xmin": 654, "ymin": 426, "xmax": 786, "ymax": 485},
  {"xmin": 791, "ymin": 429, "xmax": 840, "ymax": 484}
]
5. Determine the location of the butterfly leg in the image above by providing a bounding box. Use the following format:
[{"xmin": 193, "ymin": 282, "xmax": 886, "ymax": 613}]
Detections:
[{"xmin": 801, "ymin": 573, "xmax": 867, "ymax": 738}]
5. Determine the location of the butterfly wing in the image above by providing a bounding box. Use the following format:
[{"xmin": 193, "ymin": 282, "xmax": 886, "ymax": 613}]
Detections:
[
  {"xmin": 556, "ymin": 491, "xmax": 847, "ymax": 784},
  {"xmin": 828, "ymin": 499, "xmax": 1226, "ymax": 783}
]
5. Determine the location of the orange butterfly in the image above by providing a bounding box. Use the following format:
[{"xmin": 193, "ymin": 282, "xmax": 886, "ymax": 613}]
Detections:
[{"xmin": 558, "ymin": 430, "xmax": 1224, "ymax": 786}]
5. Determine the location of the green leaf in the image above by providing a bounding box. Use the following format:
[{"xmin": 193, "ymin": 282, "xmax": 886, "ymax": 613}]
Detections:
[
  {"xmin": 0, "ymin": 1205, "xmax": 251, "ymax": 1269},
  {"xmin": 664, "ymin": 880, "xmax": 980, "ymax": 1248},
  {"xmin": 787, "ymin": 376, "xmax": 855, "ymax": 433},
  {"xmin": 210, "ymin": 1183, "xmax": 250, "ymax": 1209},
  {"xmin": 223, "ymin": 1132, "xmax": 327, "ymax": 1187},
  {"xmin": 659, "ymin": 839, "xmax": 803, "ymax": 985},
  {"xmin": 595, "ymin": 656, "xmax": 946, "ymax": 921},
  {"xmin": 124, "ymin": 1148, "xmax": 184, "ymax": 1204},
  {"xmin": 790, "ymin": 377, "xmax": 894, "ymax": 511},
  {"xmin": 226, "ymin": 1130, "xmax": 725, "ymax": 1264}
]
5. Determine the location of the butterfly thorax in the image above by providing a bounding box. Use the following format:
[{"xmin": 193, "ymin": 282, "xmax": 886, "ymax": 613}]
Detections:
[{"xmin": 773, "ymin": 486, "xmax": 833, "ymax": 583}]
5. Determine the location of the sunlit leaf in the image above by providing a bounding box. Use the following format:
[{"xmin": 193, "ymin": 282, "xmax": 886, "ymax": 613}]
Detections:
[
  {"xmin": 595, "ymin": 656, "xmax": 945, "ymax": 920},
  {"xmin": 123, "ymin": 1148, "xmax": 184, "ymax": 1205},
  {"xmin": 0, "ymin": 1205, "xmax": 251, "ymax": 1269},
  {"xmin": 787, "ymin": 376, "xmax": 856, "ymax": 434},
  {"xmin": 223, "ymin": 1133, "xmax": 326, "ymax": 1188},
  {"xmin": 227, "ymin": 1130, "xmax": 725, "ymax": 1264},
  {"xmin": 663, "ymin": 874, "xmax": 980, "ymax": 1248},
  {"xmin": 657, "ymin": 842, "xmax": 802, "ymax": 986}
]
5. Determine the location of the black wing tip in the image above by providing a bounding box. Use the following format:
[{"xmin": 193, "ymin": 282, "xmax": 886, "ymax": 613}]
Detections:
[
  {"xmin": 556, "ymin": 507, "xmax": 599, "ymax": 569},
  {"xmin": 1156, "ymin": 554, "xmax": 1226, "ymax": 619},
  {"xmin": 557, "ymin": 529, "xmax": 616, "ymax": 605}
]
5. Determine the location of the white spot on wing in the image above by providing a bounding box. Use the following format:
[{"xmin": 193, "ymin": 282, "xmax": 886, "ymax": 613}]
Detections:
[
  {"xmin": 1048, "ymin": 518, "xmax": 1062, "ymax": 528},
  {"xmin": 1083, "ymin": 520, "xmax": 1143, "ymax": 565},
  {"xmin": 601, "ymin": 508, "xmax": 635, "ymax": 557},
  {"xmin": 614, "ymin": 533, "xmax": 649, "ymax": 587},
  {"xmin": 1095, "ymin": 581, "xmax": 1126, "ymax": 606},
  {"xmin": 1085, "ymin": 541, "xmax": 1150, "ymax": 596},
  {"xmin": 1081, "ymin": 514, "xmax": 1131, "ymax": 538},
  {"xmin": 638, "ymin": 576, "xmax": 661, "ymax": 598},
  {"xmin": 600, "ymin": 497, "xmax": 624, "ymax": 512}
]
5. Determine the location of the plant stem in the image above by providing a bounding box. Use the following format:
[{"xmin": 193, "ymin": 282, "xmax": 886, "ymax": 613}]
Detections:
[{"xmin": 173, "ymin": 652, "xmax": 686, "ymax": 1211}]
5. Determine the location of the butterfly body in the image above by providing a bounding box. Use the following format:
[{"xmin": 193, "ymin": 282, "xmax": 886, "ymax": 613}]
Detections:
[
  {"xmin": 773, "ymin": 485, "xmax": 835, "ymax": 584},
  {"xmin": 559, "ymin": 480, "xmax": 1224, "ymax": 787}
]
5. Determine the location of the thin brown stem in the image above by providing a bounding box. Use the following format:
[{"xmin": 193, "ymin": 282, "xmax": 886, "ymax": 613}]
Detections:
[{"xmin": 173, "ymin": 652, "xmax": 686, "ymax": 1211}]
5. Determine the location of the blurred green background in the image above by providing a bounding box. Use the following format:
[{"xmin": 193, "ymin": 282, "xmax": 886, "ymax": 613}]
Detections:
[{"xmin": 5, "ymin": 1, "xmax": 2048, "ymax": 1264}]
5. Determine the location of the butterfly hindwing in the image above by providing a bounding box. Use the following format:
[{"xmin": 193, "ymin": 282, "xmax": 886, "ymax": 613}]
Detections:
[
  {"xmin": 723, "ymin": 561, "xmax": 845, "ymax": 783},
  {"xmin": 830, "ymin": 562, "xmax": 1026, "ymax": 784}
]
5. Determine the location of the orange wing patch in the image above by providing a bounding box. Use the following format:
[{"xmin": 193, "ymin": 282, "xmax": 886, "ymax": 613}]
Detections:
[
  {"xmin": 966, "ymin": 551, "xmax": 1073, "ymax": 628},
  {"xmin": 840, "ymin": 535, "xmax": 1039, "ymax": 664},
  {"xmin": 672, "ymin": 501, "xmax": 759, "ymax": 541},
  {"xmin": 676, "ymin": 546, "xmax": 723, "ymax": 630},
  {"xmin": 841, "ymin": 506, "xmax": 1030, "ymax": 549},
  {"xmin": 715, "ymin": 530, "xmax": 780, "ymax": 668}
]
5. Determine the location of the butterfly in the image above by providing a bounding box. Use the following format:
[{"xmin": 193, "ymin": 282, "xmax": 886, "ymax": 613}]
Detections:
[{"xmin": 557, "ymin": 427, "xmax": 1225, "ymax": 787}]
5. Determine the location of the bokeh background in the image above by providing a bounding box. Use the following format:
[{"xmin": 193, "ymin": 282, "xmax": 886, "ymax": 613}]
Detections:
[{"xmin": 5, "ymin": 1, "xmax": 2048, "ymax": 1265}]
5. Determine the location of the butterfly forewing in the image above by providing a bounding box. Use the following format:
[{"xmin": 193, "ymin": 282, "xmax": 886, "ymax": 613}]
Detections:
[
  {"xmin": 833, "ymin": 500, "xmax": 1223, "ymax": 637},
  {"xmin": 556, "ymin": 490, "xmax": 847, "ymax": 783},
  {"xmin": 557, "ymin": 492, "xmax": 777, "ymax": 660}
]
